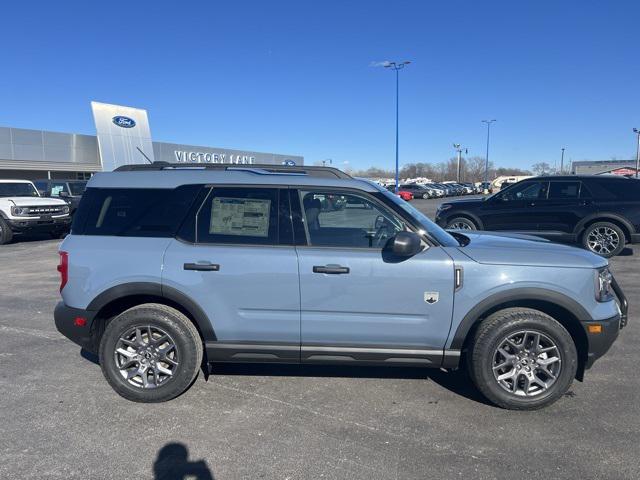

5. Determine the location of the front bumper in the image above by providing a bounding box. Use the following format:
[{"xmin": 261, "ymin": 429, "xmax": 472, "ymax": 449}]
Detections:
[
  {"xmin": 583, "ymin": 276, "xmax": 628, "ymax": 369},
  {"xmin": 8, "ymin": 216, "xmax": 71, "ymax": 234},
  {"xmin": 54, "ymin": 302, "xmax": 97, "ymax": 352}
]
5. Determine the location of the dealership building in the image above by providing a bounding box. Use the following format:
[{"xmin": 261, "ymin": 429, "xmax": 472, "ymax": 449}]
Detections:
[
  {"xmin": 571, "ymin": 159, "xmax": 638, "ymax": 176},
  {"xmin": 0, "ymin": 102, "xmax": 303, "ymax": 181}
]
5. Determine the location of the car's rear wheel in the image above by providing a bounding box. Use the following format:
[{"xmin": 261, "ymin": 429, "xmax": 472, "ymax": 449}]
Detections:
[
  {"xmin": 0, "ymin": 218, "xmax": 13, "ymax": 245},
  {"xmin": 422, "ymin": 193, "xmax": 430, "ymax": 199},
  {"xmin": 582, "ymin": 222, "xmax": 625, "ymax": 258},
  {"xmin": 446, "ymin": 217, "xmax": 477, "ymax": 230},
  {"xmin": 99, "ymin": 303, "xmax": 203, "ymax": 403},
  {"xmin": 467, "ymin": 308, "xmax": 577, "ymax": 410}
]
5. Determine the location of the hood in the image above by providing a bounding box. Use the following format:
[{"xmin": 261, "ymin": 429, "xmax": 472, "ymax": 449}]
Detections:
[
  {"xmin": 458, "ymin": 232, "xmax": 607, "ymax": 269},
  {"xmin": 6, "ymin": 197, "xmax": 68, "ymax": 207}
]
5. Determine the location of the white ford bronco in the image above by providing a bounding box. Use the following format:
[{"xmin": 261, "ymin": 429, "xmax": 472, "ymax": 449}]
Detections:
[{"xmin": 0, "ymin": 179, "xmax": 71, "ymax": 244}]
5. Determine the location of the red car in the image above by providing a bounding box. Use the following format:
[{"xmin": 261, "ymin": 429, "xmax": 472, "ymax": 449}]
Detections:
[{"xmin": 396, "ymin": 190, "xmax": 413, "ymax": 201}]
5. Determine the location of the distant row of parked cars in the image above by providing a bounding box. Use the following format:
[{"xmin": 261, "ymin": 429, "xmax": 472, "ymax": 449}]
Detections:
[{"xmin": 385, "ymin": 181, "xmax": 491, "ymax": 201}]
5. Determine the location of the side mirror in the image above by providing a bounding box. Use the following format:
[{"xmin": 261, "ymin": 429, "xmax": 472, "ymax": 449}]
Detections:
[
  {"xmin": 391, "ymin": 231, "xmax": 422, "ymax": 257},
  {"xmin": 58, "ymin": 191, "xmax": 70, "ymax": 198}
]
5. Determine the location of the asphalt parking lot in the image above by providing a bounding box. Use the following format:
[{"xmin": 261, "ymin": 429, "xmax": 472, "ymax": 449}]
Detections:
[{"xmin": 1, "ymin": 196, "xmax": 639, "ymax": 480}]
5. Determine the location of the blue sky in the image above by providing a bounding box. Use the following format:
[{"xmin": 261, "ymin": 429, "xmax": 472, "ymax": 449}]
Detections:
[{"xmin": 0, "ymin": 0, "xmax": 638, "ymax": 171}]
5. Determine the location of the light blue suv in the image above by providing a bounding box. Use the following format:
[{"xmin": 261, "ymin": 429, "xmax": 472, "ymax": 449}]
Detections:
[{"xmin": 54, "ymin": 164, "xmax": 627, "ymax": 409}]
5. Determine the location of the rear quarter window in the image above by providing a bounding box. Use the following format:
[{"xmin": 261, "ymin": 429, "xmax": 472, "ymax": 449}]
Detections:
[
  {"xmin": 72, "ymin": 185, "xmax": 201, "ymax": 237},
  {"xmin": 584, "ymin": 179, "xmax": 640, "ymax": 201}
]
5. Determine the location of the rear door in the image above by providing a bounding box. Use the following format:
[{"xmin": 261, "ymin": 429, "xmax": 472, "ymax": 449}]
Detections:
[
  {"xmin": 292, "ymin": 187, "xmax": 455, "ymax": 365},
  {"xmin": 162, "ymin": 186, "xmax": 301, "ymax": 362},
  {"xmin": 531, "ymin": 181, "xmax": 588, "ymax": 233}
]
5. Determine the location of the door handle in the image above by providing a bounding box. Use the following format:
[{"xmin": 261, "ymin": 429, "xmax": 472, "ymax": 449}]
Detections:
[
  {"xmin": 184, "ymin": 262, "xmax": 220, "ymax": 272},
  {"xmin": 313, "ymin": 265, "xmax": 350, "ymax": 274}
]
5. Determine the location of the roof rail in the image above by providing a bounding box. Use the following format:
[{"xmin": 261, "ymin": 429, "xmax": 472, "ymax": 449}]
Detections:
[{"xmin": 113, "ymin": 162, "xmax": 352, "ymax": 179}]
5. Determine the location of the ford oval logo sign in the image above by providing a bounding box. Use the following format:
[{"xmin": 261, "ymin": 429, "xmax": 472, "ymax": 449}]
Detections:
[
  {"xmin": 282, "ymin": 159, "xmax": 296, "ymax": 166},
  {"xmin": 112, "ymin": 116, "xmax": 136, "ymax": 128}
]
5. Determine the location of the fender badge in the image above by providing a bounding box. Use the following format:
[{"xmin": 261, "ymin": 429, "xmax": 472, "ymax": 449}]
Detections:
[{"xmin": 424, "ymin": 292, "xmax": 439, "ymax": 304}]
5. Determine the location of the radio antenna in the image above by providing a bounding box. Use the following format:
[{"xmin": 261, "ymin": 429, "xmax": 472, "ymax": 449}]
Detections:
[{"xmin": 136, "ymin": 146, "xmax": 153, "ymax": 164}]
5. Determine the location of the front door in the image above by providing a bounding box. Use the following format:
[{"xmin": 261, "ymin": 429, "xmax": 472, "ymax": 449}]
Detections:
[
  {"xmin": 481, "ymin": 181, "xmax": 549, "ymax": 231},
  {"xmin": 162, "ymin": 186, "xmax": 301, "ymax": 362},
  {"xmin": 293, "ymin": 188, "xmax": 455, "ymax": 365}
]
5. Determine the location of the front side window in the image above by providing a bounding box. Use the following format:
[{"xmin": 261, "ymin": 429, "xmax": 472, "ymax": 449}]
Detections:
[
  {"xmin": 299, "ymin": 190, "xmax": 404, "ymax": 248},
  {"xmin": 548, "ymin": 181, "xmax": 580, "ymax": 199},
  {"xmin": 195, "ymin": 187, "xmax": 280, "ymax": 245},
  {"xmin": 498, "ymin": 181, "xmax": 549, "ymax": 201}
]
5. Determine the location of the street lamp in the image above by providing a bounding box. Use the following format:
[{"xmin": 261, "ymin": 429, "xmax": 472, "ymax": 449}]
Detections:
[
  {"xmin": 633, "ymin": 129, "xmax": 640, "ymax": 179},
  {"xmin": 453, "ymin": 143, "xmax": 467, "ymax": 182},
  {"xmin": 384, "ymin": 61, "xmax": 411, "ymax": 193},
  {"xmin": 481, "ymin": 119, "xmax": 496, "ymax": 193},
  {"xmin": 560, "ymin": 148, "xmax": 565, "ymax": 174}
]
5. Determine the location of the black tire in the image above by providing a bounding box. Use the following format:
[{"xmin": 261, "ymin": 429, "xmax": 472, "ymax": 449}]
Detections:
[
  {"xmin": 99, "ymin": 303, "xmax": 203, "ymax": 403},
  {"xmin": 50, "ymin": 230, "xmax": 68, "ymax": 239},
  {"xmin": 446, "ymin": 216, "xmax": 477, "ymax": 230},
  {"xmin": 0, "ymin": 217, "xmax": 13, "ymax": 245},
  {"xmin": 467, "ymin": 308, "xmax": 577, "ymax": 410},
  {"xmin": 581, "ymin": 221, "xmax": 626, "ymax": 258}
]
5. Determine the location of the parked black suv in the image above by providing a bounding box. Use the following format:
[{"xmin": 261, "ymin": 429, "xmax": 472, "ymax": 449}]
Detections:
[
  {"xmin": 34, "ymin": 179, "xmax": 87, "ymax": 215},
  {"xmin": 435, "ymin": 175, "xmax": 640, "ymax": 257}
]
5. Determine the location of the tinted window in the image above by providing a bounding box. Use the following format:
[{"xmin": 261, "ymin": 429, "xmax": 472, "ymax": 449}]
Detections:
[
  {"xmin": 76, "ymin": 186, "xmax": 200, "ymax": 237},
  {"xmin": 68, "ymin": 181, "xmax": 87, "ymax": 196},
  {"xmin": 195, "ymin": 187, "xmax": 280, "ymax": 245},
  {"xmin": 499, "ymin": 181, "xmax": 548, "ymax": 201},
  {"xmin": 548, "ymin": 181, "xmax": 580, "ymax": 199},
  {"xmin": 585, "ymin": 178, "xmax": 640, "ymax": 201},
  {"xmin": 298, "ymin": 190, "xmax": 404, "ymax": 248}
]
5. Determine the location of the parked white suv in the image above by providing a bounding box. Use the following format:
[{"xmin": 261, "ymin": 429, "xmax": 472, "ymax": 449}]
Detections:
[{"xmin": 0, "ymin": 179, "xmax": 71, "ymax": 244}]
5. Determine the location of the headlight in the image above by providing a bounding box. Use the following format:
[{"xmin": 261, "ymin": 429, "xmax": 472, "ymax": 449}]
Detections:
[
  {"xmin": 62, "ymin": 205, "xmax": 70, "ymax": 215},
  {"xmin": 595, "ymin": 266, "xmax": 614, "ymax": 302},
  {"xmin": 11, "ymin": 206, "xmax": 29, "ymax": 216},
  {"xmin": 437, "ymin": 204, "xmax": 452, "ymax": 213}
]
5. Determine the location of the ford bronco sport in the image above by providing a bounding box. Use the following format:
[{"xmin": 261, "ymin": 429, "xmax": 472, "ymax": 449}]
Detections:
[{"xmin": 54, "ymin": 164, "xmax": 627, "ymax": 409}]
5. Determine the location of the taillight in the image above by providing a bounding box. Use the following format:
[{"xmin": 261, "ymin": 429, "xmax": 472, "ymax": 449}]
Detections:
[{"xmin": 57, "ymin": 251, "xmax": 68, "ymax": 292}]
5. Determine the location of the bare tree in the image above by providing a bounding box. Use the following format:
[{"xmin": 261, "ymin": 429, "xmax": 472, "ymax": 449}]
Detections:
[{"xmin": 531, "ymin": 162, "xmax": 552, "ymax": 176}]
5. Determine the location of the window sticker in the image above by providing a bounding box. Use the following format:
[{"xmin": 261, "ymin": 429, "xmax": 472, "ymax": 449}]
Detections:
[{"xmin": 210, "ymin": 197, "xmax": 271, "ymax": 237}]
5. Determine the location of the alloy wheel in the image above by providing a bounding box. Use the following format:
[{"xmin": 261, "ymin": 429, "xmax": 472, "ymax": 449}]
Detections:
[
  {"xmin": 587, "ymin": 227, "xmax": 620, "ymax": 255},
  {"xmin": 114, "ymin": 325, "xmax": 179, "ymax": 389},
  {"xmin": 448, "ymin": 221, "xmax": 473, "ymax": 230},
  {"xmin": 492, "ymin": 330, "xmax": 561, "ymax": 397}
]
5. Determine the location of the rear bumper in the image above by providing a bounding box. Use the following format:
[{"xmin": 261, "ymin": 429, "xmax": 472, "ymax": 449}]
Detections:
[
  {"xmin": 8, "ymin": 216, "xmax": 71, "ymax": 234},
  {"xmin": 54, "ymin": 302, "xmax": 97, "ymax": 352},
  {"xmin": 630, "ymin": 233, "xmax": 640, "ymax": 244}
]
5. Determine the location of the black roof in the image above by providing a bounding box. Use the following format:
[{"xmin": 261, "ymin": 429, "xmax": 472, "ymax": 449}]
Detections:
[
  {"xmin": 113, "ymin": 162, "xmax": 352, "ymax": 179},
  {"xmin": 531, "ymin": 175, "xmax": 638, "ymax": 181}
]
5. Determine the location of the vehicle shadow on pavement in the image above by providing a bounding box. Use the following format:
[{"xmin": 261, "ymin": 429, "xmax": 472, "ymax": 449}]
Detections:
[
  {"xmin": 153, "ymin": 442, "xmax": 214, "ymax": 480},
  {"xmin": 209, "ymin": 363, "xmax": 493, "ymax": 406}
]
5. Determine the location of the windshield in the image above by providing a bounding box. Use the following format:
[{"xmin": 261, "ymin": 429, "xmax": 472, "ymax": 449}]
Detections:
[
  {"xmin": 366, "ymin": 181, "xmax": 459, "ymax": 246},
  {"xmin": 0, "ymin": 182, "xmax": 39, "ymax": 198},
  {"xmin": 68, "ymin": 181, "xmax": 87, "ymax": 196}
]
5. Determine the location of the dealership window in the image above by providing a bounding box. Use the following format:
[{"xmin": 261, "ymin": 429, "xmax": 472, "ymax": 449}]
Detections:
[
  {"xmin": 193, "ymin": 187, "xmax": 280, "ymax": 245},
  {"xmin": 298, "ymin": 190, "xmax": 404, "ymax": 248},
  {"xmin": 548, "ymin": 181, "xmax": 580, "ymax": 199}
]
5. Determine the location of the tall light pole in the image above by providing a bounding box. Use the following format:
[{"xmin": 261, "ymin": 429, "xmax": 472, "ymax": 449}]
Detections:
[
  {"xmin": 560, "ymin": 148, "xmax": 565, "ymax": 174},
  {"xmin": 634, "ymin": 129, "xmax": 640, "ymax": 178},
  {"xmin": 384, "ymin": 61, "xmax": 411, "ymax": 193},
  {"xmin": 453, "ymin": 144, "xmax": 467, "ymax": 182},
  {"xmin": 482, "ymin": 119, "xmax": 496, "ymax": 193}
]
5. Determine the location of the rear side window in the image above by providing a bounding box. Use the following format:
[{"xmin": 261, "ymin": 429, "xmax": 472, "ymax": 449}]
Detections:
[
  {"xmin": 584, "ymin": 179, "xmax": 640, "ymax": 201},
  {"xmin": 190, "ymin": 187, "xmax": 282, "ymax": 245},
  {"xmin": 73, "ymin": 185, "xmax": 201, "ymax": 237},
  {"xmin": 548, "ymin": 181, "xmax": 580, "ymax": 199}
]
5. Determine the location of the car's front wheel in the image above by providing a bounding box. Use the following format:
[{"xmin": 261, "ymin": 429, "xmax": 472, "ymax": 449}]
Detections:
[
  {"xmin": 446, "ymin": 217, "xmax": 477, "ymax": 230},
  {"xmin": 99, "ymin": 303, "xmax": 203, "ymax": 403},
  {"xmin": 422, "ymin": 193, "xmax": 430, "ymax": 199},
  {"xmin": 467, "ymin": 308, "xmax": 577, "ymax": 410},
  {"xmin": 0, "ymin": 218, "xmax": 13, "ymax": 245},
  {"xmin": 582, "ymin": 222, "xmax": 625, "ymax": 258}
]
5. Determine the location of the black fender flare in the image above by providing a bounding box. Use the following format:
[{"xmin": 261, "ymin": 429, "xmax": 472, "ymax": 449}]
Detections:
[
  {"xmin": 87, "ymin": 281, "xmax": 216, "ymax": 342},
  {"xmin": 449, "ymin": 287, "xmax": 592, "ymax": 350},
  {"xmin": 573, "ymin": 212, "xmax": 636, "ymax": 240}
]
